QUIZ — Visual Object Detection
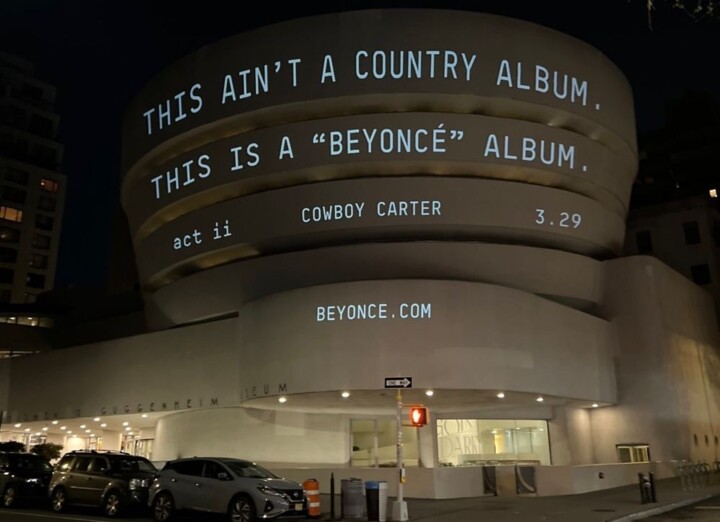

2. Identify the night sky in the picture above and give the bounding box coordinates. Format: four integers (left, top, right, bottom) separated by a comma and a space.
0, 0, 718, 287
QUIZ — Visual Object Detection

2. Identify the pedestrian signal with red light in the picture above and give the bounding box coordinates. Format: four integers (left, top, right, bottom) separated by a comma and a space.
409, 406, 428, 427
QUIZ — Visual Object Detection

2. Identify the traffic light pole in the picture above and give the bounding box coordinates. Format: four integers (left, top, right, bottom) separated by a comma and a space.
392, 389, 409, 521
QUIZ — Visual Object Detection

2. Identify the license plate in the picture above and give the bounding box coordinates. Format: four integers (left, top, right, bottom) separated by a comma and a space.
294, 503, 303, 511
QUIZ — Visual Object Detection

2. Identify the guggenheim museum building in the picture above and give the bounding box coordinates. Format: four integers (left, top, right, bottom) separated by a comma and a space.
2, 10, 720, 498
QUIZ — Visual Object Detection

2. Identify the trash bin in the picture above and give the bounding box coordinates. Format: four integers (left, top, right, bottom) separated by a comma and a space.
365, 480, 388, 522
341, 478, 364, 519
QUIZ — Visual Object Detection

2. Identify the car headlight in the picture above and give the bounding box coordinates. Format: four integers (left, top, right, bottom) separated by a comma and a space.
129, 478, 149, 490
258, 485, 285, 498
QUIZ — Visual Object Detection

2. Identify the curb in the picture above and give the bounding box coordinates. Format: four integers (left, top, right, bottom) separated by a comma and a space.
607, 493, 716, 522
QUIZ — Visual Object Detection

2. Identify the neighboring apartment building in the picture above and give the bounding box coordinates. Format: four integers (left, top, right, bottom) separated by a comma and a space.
0, 52, 65, 305
625, 91, 720, 319
626, 196, 720, 319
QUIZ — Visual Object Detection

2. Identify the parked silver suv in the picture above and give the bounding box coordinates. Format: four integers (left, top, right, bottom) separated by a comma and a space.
149, 457, 306, 522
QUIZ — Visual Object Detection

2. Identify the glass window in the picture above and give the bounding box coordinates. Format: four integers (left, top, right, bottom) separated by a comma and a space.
4, 167, 28, 185
0, 289, 10, 303
225, 461, 276, 479
73, 457, 92, 472
351, 419, 419, 468
37, 195, 56, 212
616, 444, 650, 463
111, 457, 156, 473
170, 460, 204, 476
0, 268, 13, 284
436, 419, 550, 467
56, 456, 74, 472
35, 214, 53, 231
90, 457, 109, 473
21, 83, 44, 101
0, 227, 20, 243
25, 272, 45, 289
635, 230, 653, 254
0, 247, 17, 263
34, 145, 57, 168
39, 178, 58, 193
29, 114, 53, 137
1, 186, 26, 204
691, 264, 711, 285
203, 461, 230, 479
0, 206, 22, 223
29, 253, 47, 269
32, 233, 50, 250
683, 221, 701, 245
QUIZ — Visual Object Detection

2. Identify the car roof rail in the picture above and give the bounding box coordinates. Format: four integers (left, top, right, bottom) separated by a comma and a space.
68, 450, 130, 455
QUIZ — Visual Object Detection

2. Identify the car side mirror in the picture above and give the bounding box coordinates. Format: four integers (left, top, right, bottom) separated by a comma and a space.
217, 472, 231, 481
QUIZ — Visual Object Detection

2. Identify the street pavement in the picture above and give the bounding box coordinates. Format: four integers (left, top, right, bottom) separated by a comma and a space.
1, 478, 719, 522
319, 478, 720, 521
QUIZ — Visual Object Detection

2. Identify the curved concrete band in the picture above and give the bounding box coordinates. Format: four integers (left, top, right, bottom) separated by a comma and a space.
135, 177, 625, 288
123, 112, 635, 241
147, 242, 604, 327
121, 9, 636, 182
236, 279, 615, 404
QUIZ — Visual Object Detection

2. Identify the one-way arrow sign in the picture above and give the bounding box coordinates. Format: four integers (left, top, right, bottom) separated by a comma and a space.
385, 377, 413, 388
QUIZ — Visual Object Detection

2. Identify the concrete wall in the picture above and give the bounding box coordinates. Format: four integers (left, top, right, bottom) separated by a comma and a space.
594, 256, 720, 463
153, 407, 349, 466
4, 317, 240, 422
238, 279, 616, 405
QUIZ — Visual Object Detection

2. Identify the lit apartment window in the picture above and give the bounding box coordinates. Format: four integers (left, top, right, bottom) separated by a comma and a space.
636, 230, 653, 254
683, 221, 701, 245
39, 178, 59, 193
691, 264, 711, 285
0, 206, 22, 223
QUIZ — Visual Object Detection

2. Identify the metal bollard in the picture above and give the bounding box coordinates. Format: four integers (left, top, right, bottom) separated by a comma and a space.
330, 472, 336, 521
638, 473, 656, 504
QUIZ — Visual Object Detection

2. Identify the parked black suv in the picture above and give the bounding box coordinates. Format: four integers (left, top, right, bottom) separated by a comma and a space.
49, 450, 157, 517
0, 452, 53, 508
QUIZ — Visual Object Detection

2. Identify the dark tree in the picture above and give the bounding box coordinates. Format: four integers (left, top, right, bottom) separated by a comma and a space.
0, 441, 26, 452
30, 443, 63, 461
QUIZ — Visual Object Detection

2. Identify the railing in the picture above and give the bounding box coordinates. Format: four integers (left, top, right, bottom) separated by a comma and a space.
675, 461, 717, 490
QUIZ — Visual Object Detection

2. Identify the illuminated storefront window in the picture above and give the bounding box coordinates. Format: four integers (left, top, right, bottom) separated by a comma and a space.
437, 419, 550, 466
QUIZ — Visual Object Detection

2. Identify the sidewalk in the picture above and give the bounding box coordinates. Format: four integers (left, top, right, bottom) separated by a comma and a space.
319, 478, 720, 522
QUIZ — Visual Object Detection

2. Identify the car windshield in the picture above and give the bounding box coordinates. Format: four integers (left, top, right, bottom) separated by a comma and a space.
226, 461, 277, 479
9, 455, 52, 473
112, 457, 157, 473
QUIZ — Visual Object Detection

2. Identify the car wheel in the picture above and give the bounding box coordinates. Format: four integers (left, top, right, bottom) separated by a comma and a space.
152, 492, 175, 522
103, 490, 123, 518
229, 494, 257, 522
2, 485, 17, 508
51, 488, 66, 512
